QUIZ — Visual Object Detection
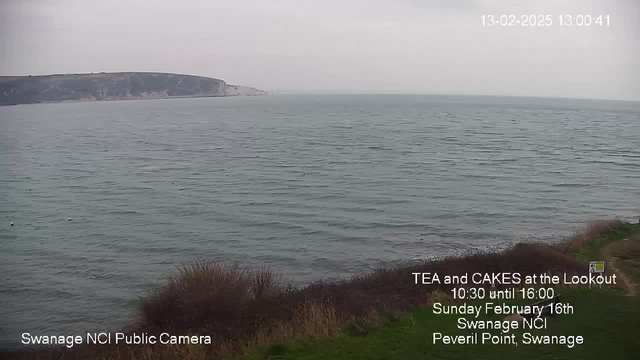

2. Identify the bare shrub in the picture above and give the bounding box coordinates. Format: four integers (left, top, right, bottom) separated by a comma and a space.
138, 259, 253, 331
251, 266, 283, 300
253, 300, 341, 346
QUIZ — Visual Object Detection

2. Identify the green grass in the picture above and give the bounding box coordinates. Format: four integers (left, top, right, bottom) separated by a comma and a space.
238, 288, 640, 360
236, 223, 640, 360
618, 260, 640, 286
572, 223, 640, 291
614, 234, 640, 286
569, 223, 639, 262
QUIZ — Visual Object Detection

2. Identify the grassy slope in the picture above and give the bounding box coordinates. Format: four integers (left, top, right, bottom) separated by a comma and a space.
570, 222, 640, 290
568, 222, 637, 262
239, 223, 640, 360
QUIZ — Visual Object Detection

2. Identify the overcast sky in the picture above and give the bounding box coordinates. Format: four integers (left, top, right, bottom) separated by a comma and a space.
1, 0, 638, 100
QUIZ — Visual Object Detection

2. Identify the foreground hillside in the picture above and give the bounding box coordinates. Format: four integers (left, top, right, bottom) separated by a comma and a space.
238, 220, 640, 360
3, 220, 639, 359
0, 72, 267, 105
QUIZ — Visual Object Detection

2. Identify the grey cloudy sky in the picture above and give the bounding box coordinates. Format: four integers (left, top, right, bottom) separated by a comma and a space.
1, 0, 638, 100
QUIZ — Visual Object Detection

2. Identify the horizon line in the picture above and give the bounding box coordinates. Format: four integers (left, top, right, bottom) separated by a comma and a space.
268, 91, 640, 103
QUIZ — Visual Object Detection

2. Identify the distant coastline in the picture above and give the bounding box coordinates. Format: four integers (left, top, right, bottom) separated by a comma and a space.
0, 72, 268, 106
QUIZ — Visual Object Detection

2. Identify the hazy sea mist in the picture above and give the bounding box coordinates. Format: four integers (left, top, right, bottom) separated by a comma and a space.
1, 94, 639, 345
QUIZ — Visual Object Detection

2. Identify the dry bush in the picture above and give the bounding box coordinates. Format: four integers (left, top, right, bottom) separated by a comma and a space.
291, 301, 341, 339
253, 301, 341, 346
138, 259, 254, 332
251, 266, 283, 300
555, 219, 625, 253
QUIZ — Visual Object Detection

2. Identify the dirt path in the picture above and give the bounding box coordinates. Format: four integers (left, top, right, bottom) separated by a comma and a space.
601, 240, 638, 297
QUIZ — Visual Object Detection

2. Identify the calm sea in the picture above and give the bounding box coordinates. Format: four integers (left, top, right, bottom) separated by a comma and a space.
1, 94, 639, 345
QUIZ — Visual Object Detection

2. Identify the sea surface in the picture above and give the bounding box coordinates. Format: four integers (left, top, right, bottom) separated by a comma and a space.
1, 94, 639, 346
